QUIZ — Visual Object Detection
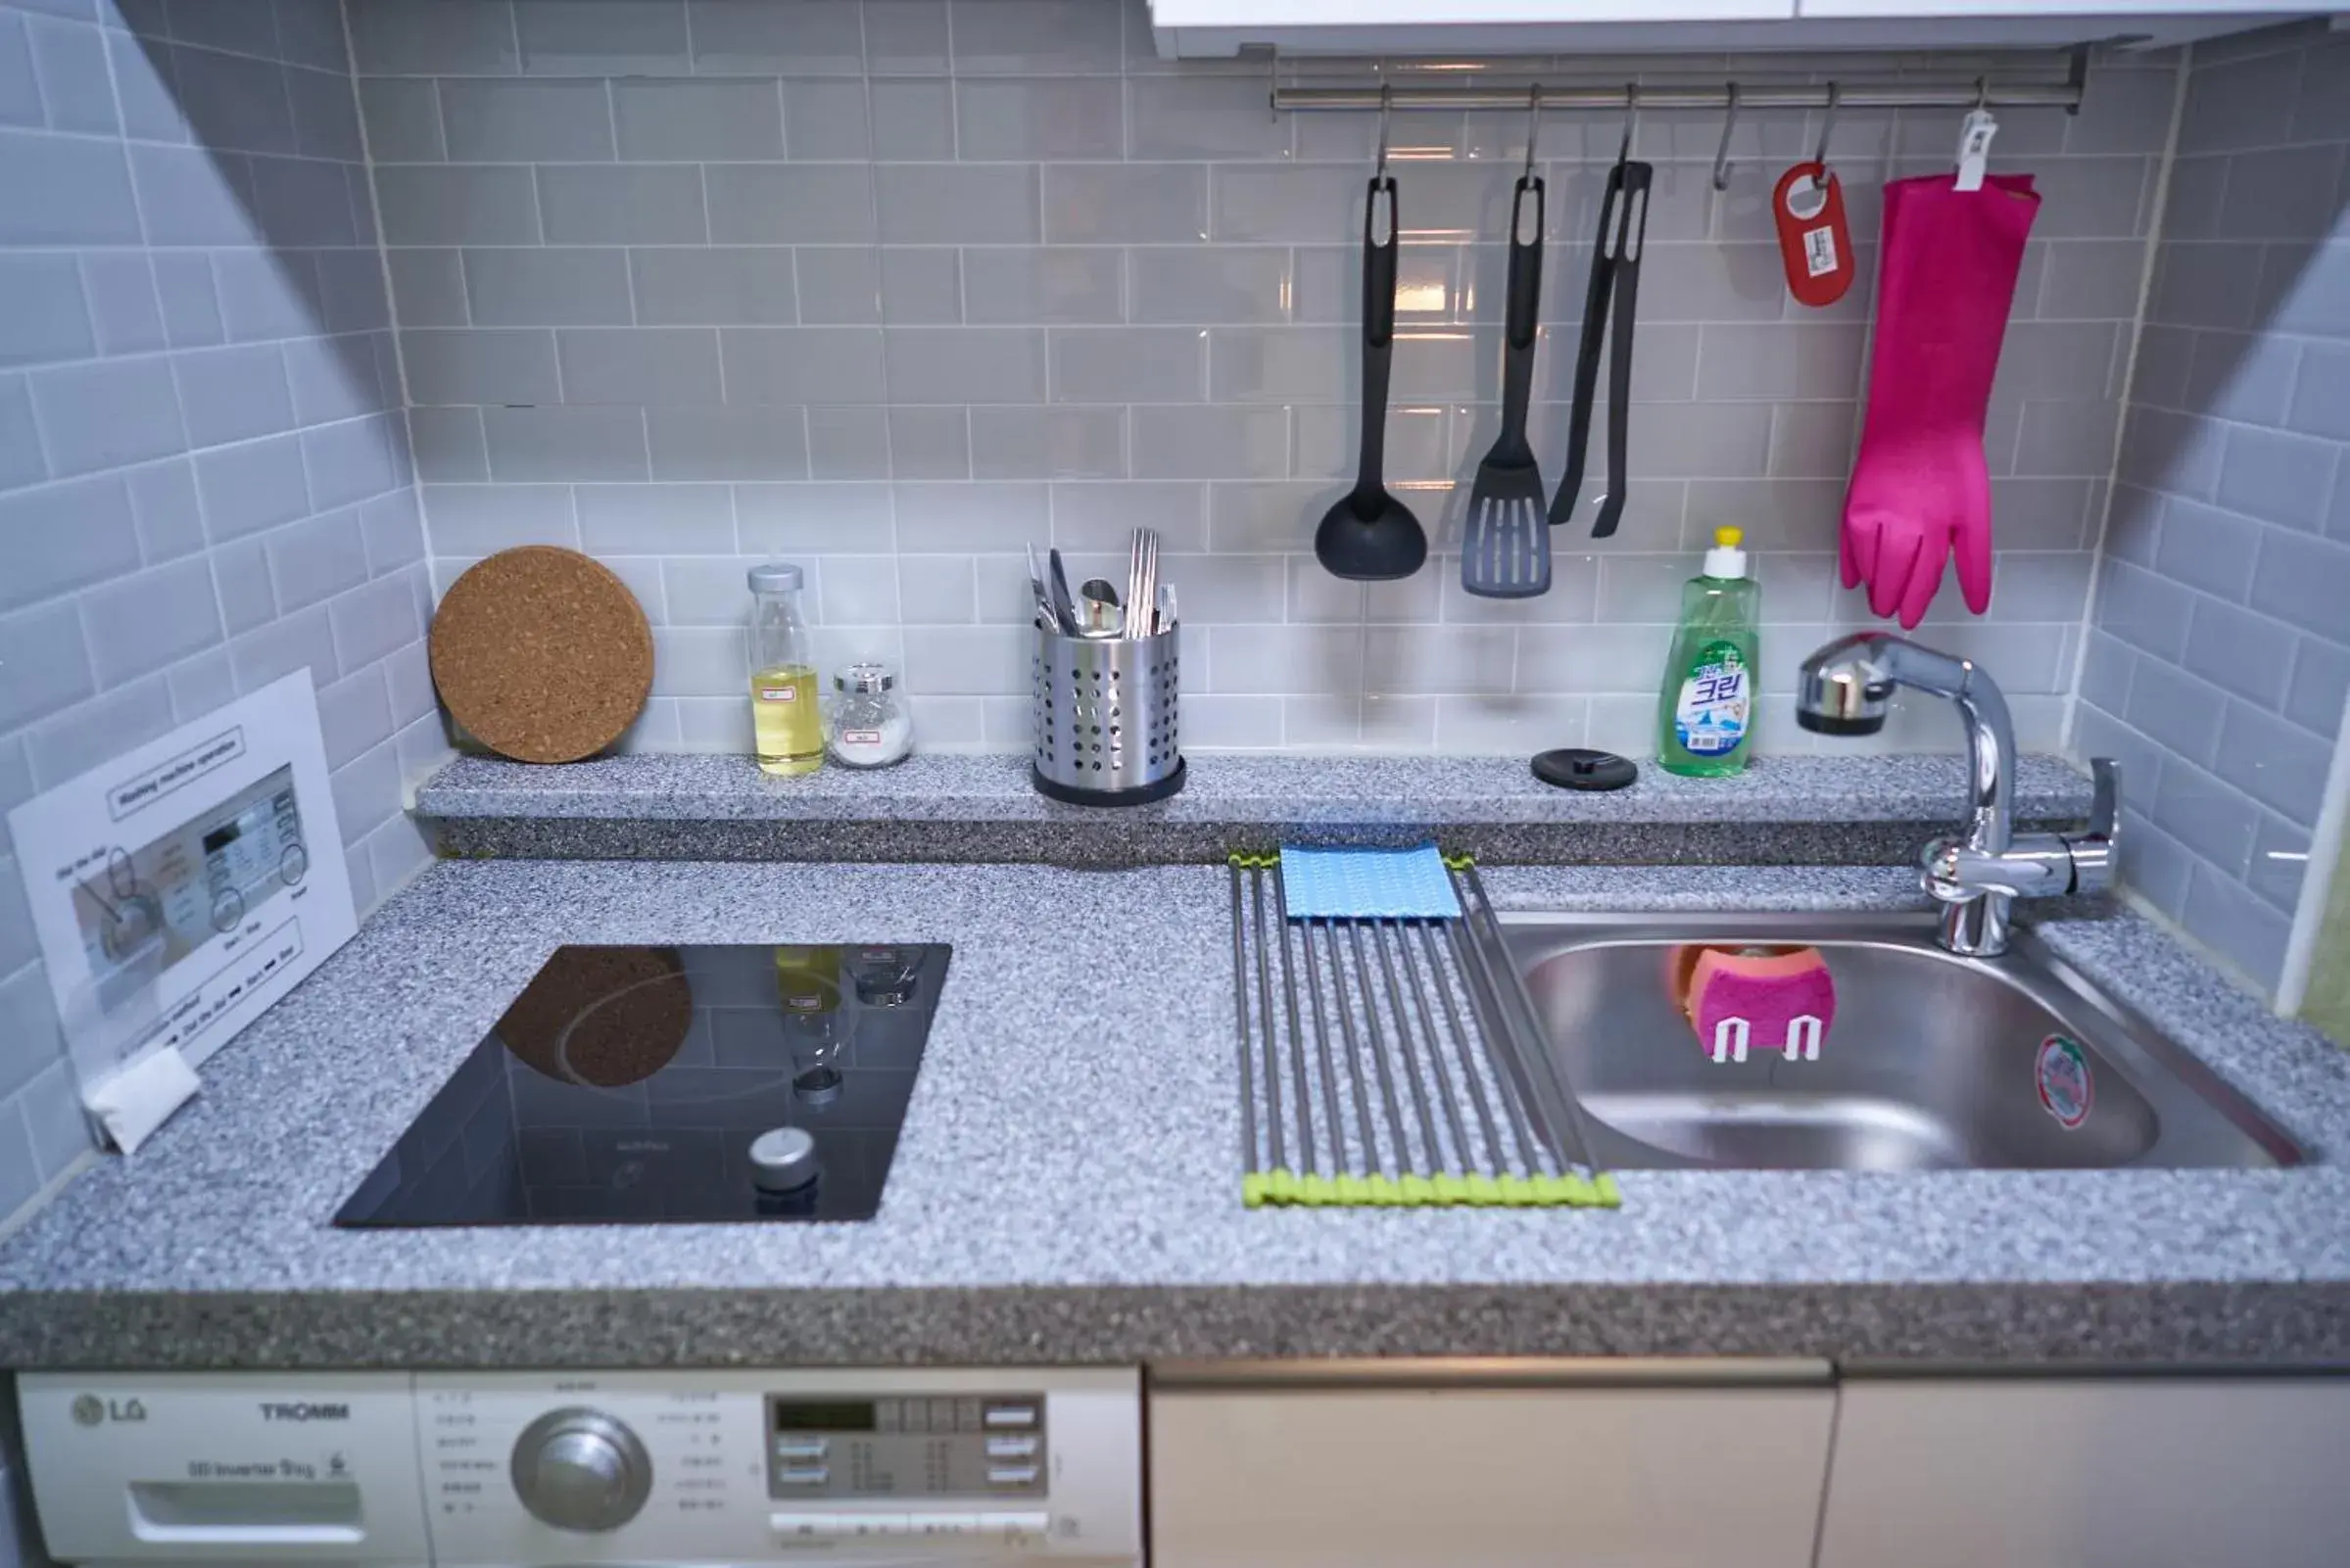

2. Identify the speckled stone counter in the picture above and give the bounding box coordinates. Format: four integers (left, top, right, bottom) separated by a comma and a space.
1, 859, 2345, 1371
418, 752, 2097, 866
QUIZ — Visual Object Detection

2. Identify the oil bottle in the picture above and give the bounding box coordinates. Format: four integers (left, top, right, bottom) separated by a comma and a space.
747, 563, 823, 776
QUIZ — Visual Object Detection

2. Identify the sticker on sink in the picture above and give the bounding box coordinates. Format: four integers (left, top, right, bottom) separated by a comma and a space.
2036, 1033, 2093, 1129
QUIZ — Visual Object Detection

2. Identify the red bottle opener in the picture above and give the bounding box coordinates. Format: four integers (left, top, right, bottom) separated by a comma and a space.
1773, 162, 1854, 308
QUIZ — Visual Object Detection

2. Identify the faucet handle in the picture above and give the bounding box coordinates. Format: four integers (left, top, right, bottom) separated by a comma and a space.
2064, 757, 2121, 895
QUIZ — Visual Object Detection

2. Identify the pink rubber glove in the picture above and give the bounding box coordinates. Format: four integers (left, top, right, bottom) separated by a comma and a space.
1842, 172, 2040, 629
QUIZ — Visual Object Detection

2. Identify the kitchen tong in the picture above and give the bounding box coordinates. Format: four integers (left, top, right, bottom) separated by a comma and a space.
1551, 145, 1653, 539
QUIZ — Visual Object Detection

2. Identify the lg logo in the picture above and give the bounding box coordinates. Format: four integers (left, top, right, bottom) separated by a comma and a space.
70, 1396, 145, 1426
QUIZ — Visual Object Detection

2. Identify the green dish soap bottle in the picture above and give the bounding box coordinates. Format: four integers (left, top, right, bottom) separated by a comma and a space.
1656, 526, 1759, 777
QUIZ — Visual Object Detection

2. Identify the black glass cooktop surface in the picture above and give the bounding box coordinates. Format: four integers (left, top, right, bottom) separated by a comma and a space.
334, 943, 950, 1227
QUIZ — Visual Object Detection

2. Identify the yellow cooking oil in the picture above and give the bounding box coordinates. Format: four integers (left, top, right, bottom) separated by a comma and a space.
750, 663, 824, 775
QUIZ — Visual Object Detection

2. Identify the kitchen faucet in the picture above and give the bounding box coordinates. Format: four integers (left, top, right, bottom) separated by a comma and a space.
1794, 632, 2120, 958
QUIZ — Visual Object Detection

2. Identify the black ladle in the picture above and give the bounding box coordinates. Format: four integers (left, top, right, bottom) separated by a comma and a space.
1316, 173, 1426, 581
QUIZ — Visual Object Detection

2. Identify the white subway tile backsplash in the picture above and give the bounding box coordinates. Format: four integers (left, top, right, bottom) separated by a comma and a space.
360, 78, 446, 165
884, 325, 1046, 404
874, 163, 1040, 244
886, 404, 970, 478
0, 253, 91, 367
376, 163, 541, 243
174, 344, 293, 451
705, 162, 872, 242
32, 357, 185, 477
351, 0, 519, 75
2216, 422, 2337, 532
968, 404, 1120, 479
482, 404, 648, 482
872, 247, 956, 324
514, 0, 689, 75
576, 482, 735, 553
647, 404, 810, 480
634, 246, 798, 325
895, 553, 975, 622
167, 47, 298, 157
80, 255, 166, 356
691, 0, 862, 75
950, 0, 1122, 76
807, 404, 893, 477
962, 247, 1120, 325
0, 13, 39, 130
1044, 163, 1204, 243
0, 599, 94, 732
866, 77, 954, 159
892, 480, 1044, 551
441, 77, 616, 163
779, 77, 870, 160
462, 247, 632, 327
2285, 634, 2350, 736
957, 75, 1122, 162
540, 163, 708, 243
1133, 403, 1284, 480
558, 327, 724, 404
408, 404, 489, 481
0, 374, 36, 492
420, 480, 576, 552
615, 78, 783, 162
402, 327, 562, 404
195, 431, 313, 538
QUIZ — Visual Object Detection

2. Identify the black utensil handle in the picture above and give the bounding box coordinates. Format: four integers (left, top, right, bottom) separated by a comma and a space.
1593, 162, 1652, 540
1355, 175, 1398, 501
1552, 164, 1624, 526
1497, 174, 1544, 444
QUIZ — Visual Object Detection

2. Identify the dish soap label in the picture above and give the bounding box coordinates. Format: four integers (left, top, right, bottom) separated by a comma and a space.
1673, 640, 1751, 757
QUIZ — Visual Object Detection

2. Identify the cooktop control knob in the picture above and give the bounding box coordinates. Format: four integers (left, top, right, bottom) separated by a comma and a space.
749, 1126, 819, 1192
510, 1408, 651, 1533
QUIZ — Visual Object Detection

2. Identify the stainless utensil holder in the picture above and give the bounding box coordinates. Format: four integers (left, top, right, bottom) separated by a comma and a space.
1031, 623, 1184, 806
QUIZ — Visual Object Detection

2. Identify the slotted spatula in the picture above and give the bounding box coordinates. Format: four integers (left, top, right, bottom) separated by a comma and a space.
1463, 172, 1549, 599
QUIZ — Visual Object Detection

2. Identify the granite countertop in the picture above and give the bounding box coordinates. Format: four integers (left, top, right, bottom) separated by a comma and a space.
1, 857, 2345, 1370
418, 752, 2098, 866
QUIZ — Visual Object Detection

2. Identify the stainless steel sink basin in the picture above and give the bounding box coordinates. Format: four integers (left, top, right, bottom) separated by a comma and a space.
1502, 912, 2303, 1171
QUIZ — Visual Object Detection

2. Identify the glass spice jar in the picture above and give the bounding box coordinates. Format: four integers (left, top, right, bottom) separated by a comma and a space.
826, 663, 913, 768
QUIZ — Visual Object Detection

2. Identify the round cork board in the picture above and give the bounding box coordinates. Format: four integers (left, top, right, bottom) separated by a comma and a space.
498, 946, 693, 1089
429, 546, 654, 763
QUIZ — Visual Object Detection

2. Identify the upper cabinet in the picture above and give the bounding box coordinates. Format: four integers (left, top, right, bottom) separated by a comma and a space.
1147, 0, 2319, 56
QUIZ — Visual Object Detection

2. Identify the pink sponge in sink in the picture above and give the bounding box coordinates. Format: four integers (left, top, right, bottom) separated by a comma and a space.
1675, 946, 1836, 1065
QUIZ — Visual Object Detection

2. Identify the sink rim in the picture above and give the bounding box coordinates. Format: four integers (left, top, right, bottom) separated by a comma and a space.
1499, 908, 2309, 1171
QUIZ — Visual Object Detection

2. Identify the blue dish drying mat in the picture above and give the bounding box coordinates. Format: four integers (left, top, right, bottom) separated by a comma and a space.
1279, 843, 1462, 921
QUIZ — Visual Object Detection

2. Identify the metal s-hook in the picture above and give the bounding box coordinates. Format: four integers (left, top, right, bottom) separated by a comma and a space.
1617, 81, 1639, 165
1523, 83, 1542, 180
1375, 81, 1392, 178
1711, 82, 1739, 191
1974, 75, 1989, 112
1814, 81, 1840, 174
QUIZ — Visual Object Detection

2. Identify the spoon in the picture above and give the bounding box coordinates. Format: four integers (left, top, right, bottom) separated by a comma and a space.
1316, 172, 1426, 583
1079, 578, 1124, 638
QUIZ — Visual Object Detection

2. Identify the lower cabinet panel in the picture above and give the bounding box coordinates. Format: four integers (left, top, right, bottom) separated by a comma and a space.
1816, 1378, 2350, 1568
1149, 1385, 1835, 1568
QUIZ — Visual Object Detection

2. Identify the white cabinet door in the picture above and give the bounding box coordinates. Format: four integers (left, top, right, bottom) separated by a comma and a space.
1817, 1378, 2350, 1568
1798, 1, 2303, 14
1150, 1383, 1835, 1568
1148, 1, 1795, 25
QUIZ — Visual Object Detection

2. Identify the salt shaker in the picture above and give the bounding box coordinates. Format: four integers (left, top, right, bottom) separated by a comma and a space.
827, 663, 913, 768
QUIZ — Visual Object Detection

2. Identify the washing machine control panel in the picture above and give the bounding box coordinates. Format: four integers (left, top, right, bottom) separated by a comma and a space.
21, 1369, 1141, 1566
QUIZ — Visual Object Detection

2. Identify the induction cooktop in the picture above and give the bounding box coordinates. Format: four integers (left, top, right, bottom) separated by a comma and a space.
333, 943, 951, 1227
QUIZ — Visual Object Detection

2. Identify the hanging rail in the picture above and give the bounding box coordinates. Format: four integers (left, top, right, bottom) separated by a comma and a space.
1270, 46, 2087, 117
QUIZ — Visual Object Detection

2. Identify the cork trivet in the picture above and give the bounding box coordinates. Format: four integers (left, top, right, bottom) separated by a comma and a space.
497, 946, 694, 1089
430, 546, 653, 764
